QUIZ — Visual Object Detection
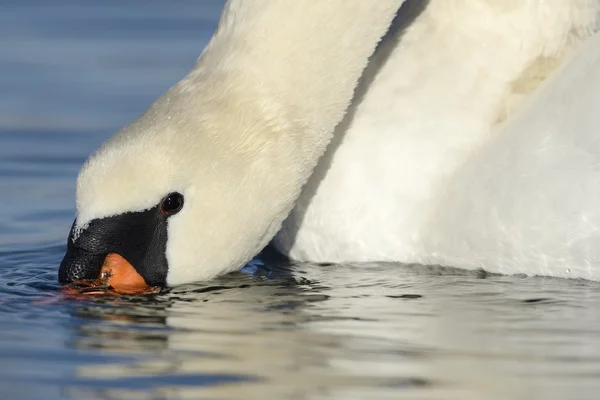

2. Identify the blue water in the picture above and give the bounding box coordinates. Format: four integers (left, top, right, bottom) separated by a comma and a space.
3, 2, 600, 399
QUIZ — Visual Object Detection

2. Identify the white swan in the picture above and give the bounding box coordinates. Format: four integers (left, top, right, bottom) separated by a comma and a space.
58, 0, 600, 287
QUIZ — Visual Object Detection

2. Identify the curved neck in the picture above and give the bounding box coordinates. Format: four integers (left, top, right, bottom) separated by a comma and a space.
187, 0, 404, 160
160, 1, 405, 281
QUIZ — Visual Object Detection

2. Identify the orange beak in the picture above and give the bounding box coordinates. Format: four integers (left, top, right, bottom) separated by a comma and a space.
63, 253, 159, 296
100, 253, 152, 292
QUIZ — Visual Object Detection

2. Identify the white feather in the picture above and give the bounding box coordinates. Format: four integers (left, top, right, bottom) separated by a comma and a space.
75, 0, 600, 285
275, 0, 600, 280
74, 0, 405, 285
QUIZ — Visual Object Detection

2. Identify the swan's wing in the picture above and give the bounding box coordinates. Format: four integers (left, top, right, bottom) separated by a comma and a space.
275, 1, 598, 268
425, 31, 600, 280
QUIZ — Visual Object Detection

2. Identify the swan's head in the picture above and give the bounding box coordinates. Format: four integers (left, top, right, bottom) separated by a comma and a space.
58, 80, 301, 288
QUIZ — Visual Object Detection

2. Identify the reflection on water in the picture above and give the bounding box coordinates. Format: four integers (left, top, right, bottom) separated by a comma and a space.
4, 249, 600, 400
3, 1, 600, 399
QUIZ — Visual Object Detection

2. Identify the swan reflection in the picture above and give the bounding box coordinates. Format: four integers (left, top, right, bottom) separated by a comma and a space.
60, 259, 600, 399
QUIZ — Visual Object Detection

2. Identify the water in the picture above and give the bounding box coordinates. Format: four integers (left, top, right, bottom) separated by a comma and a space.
2, 2, 600, 399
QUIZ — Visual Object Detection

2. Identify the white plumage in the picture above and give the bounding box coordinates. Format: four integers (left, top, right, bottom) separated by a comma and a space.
275, 0, 600, 280
74, 0, 600, 285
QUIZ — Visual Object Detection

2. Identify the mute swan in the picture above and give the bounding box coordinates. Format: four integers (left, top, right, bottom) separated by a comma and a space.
59, 0, 600, 288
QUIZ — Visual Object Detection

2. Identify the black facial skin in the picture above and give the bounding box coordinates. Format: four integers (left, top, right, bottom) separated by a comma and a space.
58, 193, 184, 287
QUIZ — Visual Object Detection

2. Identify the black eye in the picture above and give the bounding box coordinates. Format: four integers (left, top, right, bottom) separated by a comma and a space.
161, 192, 184, 215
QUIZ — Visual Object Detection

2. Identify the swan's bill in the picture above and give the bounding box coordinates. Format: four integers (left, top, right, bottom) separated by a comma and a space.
59, 197, 175, 287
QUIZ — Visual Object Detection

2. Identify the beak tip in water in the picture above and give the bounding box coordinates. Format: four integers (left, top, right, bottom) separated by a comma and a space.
61, 253, 158, 296
101, 253, 152, 292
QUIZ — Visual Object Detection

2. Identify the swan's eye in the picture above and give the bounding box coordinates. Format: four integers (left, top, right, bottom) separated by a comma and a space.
161, 192, 184, 215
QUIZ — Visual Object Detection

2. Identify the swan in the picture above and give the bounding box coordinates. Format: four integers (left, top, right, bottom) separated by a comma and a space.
58, 0, 600, 289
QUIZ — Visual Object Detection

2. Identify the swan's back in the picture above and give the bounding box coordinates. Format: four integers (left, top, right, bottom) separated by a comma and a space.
274, 0, 600, 279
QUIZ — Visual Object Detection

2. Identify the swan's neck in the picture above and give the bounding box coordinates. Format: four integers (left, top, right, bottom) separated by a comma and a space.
184, 0, 404, 161
156, 1, 405, 282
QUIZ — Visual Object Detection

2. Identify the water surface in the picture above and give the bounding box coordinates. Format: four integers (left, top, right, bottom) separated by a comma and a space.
2, 2, 600, 399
